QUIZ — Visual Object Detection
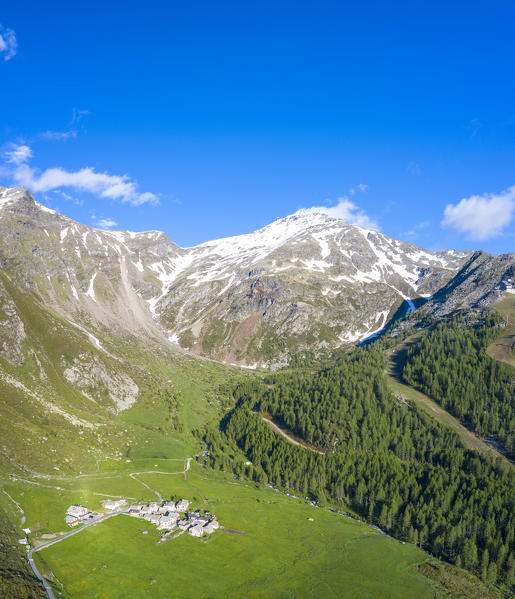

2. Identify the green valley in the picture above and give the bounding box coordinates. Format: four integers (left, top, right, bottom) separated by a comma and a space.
4, 462, 505, 599
0, 187, 513, 598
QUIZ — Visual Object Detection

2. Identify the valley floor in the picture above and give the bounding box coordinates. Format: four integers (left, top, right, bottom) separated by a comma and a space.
2, 460, 498, 599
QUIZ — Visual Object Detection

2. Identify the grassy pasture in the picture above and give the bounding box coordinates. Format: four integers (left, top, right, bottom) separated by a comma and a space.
489, 293, 515, 367
34, 464, 448, 599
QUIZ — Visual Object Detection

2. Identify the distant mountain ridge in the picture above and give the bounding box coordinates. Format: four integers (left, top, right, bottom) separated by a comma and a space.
1, 185, 510, 366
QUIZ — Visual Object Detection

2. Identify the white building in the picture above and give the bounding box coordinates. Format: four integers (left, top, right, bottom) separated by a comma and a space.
178, 518, 193, 530
165, 510, 180, 520
176, 499, 190, 512
148, 514, 161, 525
65, 515, 80, 526
188, 524, 204, 537
102, 499, 127, 511
67, 505, 90, 518
157, 516, 177, 530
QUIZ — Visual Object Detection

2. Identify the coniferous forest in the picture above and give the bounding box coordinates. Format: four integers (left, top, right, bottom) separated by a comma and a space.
403, 314, 515, 457
206, 332, 515, 588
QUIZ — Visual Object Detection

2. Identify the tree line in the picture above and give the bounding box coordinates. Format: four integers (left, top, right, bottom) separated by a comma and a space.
205, 343, 514, 589
402, 313, 515, 457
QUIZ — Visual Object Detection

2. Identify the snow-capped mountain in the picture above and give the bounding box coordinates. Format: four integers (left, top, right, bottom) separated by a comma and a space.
0, 185, 474, 366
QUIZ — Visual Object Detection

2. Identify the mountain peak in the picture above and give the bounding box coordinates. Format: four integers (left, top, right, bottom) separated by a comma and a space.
0, 185, 59, 217
278, 208, 344, 229
0, 185, 32, 206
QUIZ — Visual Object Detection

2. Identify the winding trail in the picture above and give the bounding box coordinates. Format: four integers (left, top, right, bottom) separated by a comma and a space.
2, 488, 24, 515
262, 416, 325, 454
129, 473, 162, 500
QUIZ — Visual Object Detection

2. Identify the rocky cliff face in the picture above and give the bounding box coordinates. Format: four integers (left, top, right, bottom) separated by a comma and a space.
0, 186, 472, 366
420, 251, 515, 317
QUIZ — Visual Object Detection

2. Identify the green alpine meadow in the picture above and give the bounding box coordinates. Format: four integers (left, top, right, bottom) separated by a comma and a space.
0, 185, 513, 598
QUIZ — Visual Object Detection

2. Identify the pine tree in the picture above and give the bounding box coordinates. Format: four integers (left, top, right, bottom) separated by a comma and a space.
480, 548, 489, 582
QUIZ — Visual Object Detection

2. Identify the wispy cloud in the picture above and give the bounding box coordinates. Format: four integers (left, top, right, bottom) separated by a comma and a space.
53, 189, 73, 200
40, 130, 77, 141
349, 183, 368, 195
71, 109, 91, 124
4, 143, 32, 165
466, 118, 483, 138
93, 217, 118, 229
402, 220, 431, 239
442, 186, 515, 241
406, 161, 422, 176
52, 189, 83, 205
0, 26, 17, 61
3, 143, 159, 206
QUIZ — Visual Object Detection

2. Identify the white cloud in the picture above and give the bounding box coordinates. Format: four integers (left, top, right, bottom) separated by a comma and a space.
52, 189, 83, 205
40, 130, 77, 141
0, 26, 17, 61
306, 197, 379, 230
407, 161, 422, 176
442, 186, 515, 241
53, 189, 73, 200
71, 109, 91, 124
13, 163, 159, 206
1, 143, 158, 206
4, 143, 32, 165
95, 217, 118, 229
348, 183, 368, 196
466, 118, 483, 138
401, 220, 431, 239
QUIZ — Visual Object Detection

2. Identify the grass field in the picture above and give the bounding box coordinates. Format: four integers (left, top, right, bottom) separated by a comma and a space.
488, 293, 515, 367
31, 463, 494, 599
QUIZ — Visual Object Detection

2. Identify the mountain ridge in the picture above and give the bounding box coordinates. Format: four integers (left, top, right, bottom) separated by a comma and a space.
0, 184, 493, 366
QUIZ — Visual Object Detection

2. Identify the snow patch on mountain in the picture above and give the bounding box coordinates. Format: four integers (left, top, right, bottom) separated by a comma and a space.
87, 273, 97, 301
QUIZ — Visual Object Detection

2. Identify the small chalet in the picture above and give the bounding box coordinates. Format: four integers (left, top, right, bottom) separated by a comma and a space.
188, 524, 204, 537
175, 499, 190, 512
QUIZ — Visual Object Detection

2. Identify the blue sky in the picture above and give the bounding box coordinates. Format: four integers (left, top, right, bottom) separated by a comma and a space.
0, 1, 514, 252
